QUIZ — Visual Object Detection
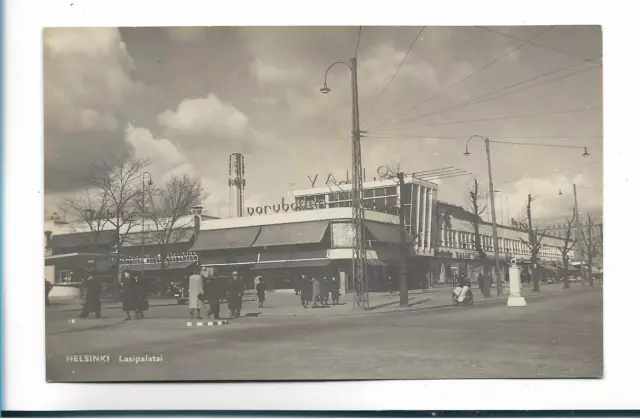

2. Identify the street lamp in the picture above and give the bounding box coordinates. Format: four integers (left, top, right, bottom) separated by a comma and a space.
321, 57, 368, 309
463, 135, 504, 297
141, 172, 153, 280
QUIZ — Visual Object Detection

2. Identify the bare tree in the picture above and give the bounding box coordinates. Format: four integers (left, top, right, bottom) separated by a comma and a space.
61, 158, 151, 292
560, 210, 577, 289
466, 179, 491, 297
580, 214, 598, 287
143, 174, 206, 283
517, 194, 546, 293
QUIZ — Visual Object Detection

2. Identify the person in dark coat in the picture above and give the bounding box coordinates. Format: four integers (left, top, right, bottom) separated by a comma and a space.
312, 277, 321, 308
121, 270, 137, 321
256, 276, 266, 308
330, 277, 340, 305
204, 276, 223, 319
300, 274, 312, 308
227, 271, 244, 318
133, 276, 148, 319
45, 279, 53, 306
477, 272, 485, 291
320, 277, 330, 305
79, 276, 102, 318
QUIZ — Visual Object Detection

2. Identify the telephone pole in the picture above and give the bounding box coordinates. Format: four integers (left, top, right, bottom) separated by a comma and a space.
321, 57, 367, 309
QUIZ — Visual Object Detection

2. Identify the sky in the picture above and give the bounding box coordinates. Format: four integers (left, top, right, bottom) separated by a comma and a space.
43, 26, 603, 225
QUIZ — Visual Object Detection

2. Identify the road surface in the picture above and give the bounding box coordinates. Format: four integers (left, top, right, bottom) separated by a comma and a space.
46, 288, 602, 381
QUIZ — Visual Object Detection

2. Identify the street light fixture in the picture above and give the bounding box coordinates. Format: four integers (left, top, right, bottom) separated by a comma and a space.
321, 58, 368, 309
463, 135, 504, 297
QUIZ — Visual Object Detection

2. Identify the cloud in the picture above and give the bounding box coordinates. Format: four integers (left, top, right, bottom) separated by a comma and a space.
250, 59, 294, 84
44, 28, 143, 192
165, 27, 208, 43
157, 93, 250, 137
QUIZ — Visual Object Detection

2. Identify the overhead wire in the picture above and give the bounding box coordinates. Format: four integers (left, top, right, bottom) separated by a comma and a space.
361, 26, 425, 124
368, 25, 556, 130
369, 60, 600, 132
477, 26, 603, 66
365, 106, 600, 132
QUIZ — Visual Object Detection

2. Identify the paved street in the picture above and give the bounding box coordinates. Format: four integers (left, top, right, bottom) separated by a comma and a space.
46, 286, 602, 382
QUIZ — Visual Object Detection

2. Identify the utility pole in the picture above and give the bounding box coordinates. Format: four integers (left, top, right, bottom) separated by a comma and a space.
485, 139, 504, 296
573, 184, 586, 283
350, 56, 367, 309
321, 57, 367, 309
397, 172, 409, 307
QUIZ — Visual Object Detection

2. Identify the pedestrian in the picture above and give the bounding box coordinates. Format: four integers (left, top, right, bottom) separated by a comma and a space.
45, 279, 53, 306
294, 275, 300, 295
388, 275, 395, 294
320, 276, 329, 305
330, 277, 340, 305
227, 271, 244, 318
256, 276, 266, 308
300, 274, 311, 308
204, 275, 222, 319
312, 277, 321, 308
133, 275, 149, 319
188, 266, 205, 320
477, 272, 485, 291
121, 270, 137, 321
79, 275, 102, 319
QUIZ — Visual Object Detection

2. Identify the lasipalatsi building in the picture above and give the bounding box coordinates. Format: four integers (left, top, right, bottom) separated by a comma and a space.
192, 176, 439, 292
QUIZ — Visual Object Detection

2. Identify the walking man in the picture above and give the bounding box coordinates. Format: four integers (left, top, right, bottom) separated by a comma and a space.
79, 275, 102, 319
188, 266, 205, 320
256, 276, 266, 308
204, 275, 222, 319
227, 271, 244, 318
45, 279, 53, 306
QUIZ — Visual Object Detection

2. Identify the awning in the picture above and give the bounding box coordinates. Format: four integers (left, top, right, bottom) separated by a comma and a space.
252, 221, 329, 247
45, 252, 116, 271
538, 263, 558, 271
365, 221, 408, 244
122, 260, 196, 272
200, 253, 258, 266
191, 226, 261, 251
121, 229, 194, 248
48, 231, 117, 249
259, 249, 327, 262
252, 259, 331, 270
366, 259, 386, 266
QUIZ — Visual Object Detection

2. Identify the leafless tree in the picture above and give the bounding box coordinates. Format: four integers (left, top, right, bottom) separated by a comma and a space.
560, 210, 577, 289
142, 174, 206, 282
517, 194, 546, 292
580, 213, 599, 287
465, 178, 493, 297
61, 158, 151, 291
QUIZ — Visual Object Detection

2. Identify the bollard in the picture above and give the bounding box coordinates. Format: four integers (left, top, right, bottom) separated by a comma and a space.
507, 258, 527, 307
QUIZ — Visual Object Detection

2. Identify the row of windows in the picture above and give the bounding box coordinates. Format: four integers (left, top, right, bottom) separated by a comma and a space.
441, 229, 564, 259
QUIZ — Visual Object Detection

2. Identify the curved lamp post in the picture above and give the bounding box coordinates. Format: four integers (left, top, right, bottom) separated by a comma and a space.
464, 135, 503, 297
320, 58, 369, 309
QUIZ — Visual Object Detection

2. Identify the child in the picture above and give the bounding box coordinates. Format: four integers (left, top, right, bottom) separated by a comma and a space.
256, 276, 266, 308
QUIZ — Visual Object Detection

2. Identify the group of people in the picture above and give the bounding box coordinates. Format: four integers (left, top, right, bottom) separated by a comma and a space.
298, 275, 340, 308
120, 270, 149, 320
188, 268, 245, 320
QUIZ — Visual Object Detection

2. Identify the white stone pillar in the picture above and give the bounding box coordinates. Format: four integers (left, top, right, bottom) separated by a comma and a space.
508, 258, 527, 307
415, 185, 422, 246
426, 188, 433, 250
420, 186, 427, 250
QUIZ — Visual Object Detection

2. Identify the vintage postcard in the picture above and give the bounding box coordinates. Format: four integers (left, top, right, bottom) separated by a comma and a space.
44, 26, 603, 382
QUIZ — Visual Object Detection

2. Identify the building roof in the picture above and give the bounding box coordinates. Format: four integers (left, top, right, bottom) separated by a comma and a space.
48, 230, 118, 249
120, 228, 194, 248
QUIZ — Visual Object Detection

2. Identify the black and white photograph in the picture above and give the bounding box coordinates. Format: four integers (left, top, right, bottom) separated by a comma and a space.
42, 25, 603, 383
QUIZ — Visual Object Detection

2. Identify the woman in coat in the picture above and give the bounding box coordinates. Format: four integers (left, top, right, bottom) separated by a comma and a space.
133, 276, 148, 319
121, 270, 137, 321
79, 276, 102, 318
300, 275, 312, 308
188, 267, 205, 320
312, 277, 321, 308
